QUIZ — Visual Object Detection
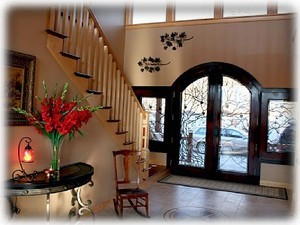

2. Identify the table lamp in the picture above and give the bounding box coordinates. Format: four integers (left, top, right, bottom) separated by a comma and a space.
12, 137, 37, 182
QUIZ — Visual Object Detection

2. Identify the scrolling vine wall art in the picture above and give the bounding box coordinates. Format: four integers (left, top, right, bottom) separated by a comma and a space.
160, 32, 194, 50
137, 57, 170, 73
137, 32, 193, 73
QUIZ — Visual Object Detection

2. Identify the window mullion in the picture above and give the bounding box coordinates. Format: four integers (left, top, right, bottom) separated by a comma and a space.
125, 3, 133, 25
267, 2, 278, 15
166, 2, 175, 22
214, 2, 223, 19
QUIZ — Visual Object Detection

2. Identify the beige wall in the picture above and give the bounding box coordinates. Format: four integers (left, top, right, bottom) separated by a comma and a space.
5, 7, 119, 219
260, 163, 294, 189
124, 17, 295, 88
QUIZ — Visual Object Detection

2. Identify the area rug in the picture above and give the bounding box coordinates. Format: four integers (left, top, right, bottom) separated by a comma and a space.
159, 174, 288, 200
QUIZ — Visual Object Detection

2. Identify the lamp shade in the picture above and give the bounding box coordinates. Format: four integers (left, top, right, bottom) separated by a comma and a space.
22, 144, 34, 163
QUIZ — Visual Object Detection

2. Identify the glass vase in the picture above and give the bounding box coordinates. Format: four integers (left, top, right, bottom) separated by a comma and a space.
47, 137, 64, 180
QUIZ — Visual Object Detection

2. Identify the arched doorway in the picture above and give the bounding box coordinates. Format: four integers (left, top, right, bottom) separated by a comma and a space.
170, 62, 262, 184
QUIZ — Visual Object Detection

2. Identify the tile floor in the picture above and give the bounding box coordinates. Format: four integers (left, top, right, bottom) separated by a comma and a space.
95, 179, 295, 222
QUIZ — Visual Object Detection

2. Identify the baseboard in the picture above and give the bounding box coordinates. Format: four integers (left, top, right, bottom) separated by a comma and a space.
260, 180, 293, 189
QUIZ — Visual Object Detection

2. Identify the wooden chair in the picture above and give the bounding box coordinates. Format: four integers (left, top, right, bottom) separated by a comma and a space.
112, 150, 149, 218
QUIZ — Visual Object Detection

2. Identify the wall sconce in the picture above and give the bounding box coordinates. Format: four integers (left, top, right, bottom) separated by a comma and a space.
12, 137, 37, 182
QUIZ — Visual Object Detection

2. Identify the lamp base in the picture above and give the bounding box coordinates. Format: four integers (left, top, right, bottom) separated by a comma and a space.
12, 169, 38, 182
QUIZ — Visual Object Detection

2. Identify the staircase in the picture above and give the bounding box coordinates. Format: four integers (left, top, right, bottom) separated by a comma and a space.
45, 5, 149, 165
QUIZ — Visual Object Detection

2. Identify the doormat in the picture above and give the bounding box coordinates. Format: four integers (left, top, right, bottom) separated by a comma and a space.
158, 174, 288, 200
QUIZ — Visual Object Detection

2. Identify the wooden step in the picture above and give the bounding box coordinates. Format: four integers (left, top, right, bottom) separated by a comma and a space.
107, 119, 121, 123
74, 72, 93, 79
60, 51, 81, 60
46, 29, 68, 39
86, 89, 102, 95
123, 141, 134, 146
101, 106, 112, 109
116, 131, 128, 135
143, 167, 170, 182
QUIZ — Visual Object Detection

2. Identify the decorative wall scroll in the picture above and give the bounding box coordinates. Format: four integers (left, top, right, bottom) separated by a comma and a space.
160, 32, 194, 50
137, 57, 170, 73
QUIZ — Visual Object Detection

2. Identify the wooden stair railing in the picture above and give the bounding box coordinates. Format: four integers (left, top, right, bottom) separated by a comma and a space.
46, 5, 149, 153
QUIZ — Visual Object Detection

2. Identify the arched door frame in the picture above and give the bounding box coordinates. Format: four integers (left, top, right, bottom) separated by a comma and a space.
170, 62, 262, 184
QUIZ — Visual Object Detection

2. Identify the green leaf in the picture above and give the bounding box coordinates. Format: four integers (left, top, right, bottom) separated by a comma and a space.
79, 93, 93, 103
68, 132, 75, 141
61, 83, 69, 100
78, 129, 85, 136
42, 80, 48, 98
52, 83, 58, 98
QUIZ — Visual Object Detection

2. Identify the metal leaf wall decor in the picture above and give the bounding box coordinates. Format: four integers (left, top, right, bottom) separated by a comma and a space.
160, 32, 194, 50
137, 57, 170, 73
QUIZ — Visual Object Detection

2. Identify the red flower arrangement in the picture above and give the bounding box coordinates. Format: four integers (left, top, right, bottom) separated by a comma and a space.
12, 81, 102, 172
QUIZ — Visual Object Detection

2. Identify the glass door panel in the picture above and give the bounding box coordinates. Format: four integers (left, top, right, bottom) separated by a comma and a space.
218, 76, 250, 173
179, 77, 208, 167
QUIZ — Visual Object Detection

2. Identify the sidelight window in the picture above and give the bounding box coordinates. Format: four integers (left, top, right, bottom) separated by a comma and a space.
141, 97, 166, 142
260, 89, 295, 165
266, 100, 296, 153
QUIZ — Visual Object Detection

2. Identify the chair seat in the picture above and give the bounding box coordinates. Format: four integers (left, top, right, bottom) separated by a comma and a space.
117, 188, 148, 197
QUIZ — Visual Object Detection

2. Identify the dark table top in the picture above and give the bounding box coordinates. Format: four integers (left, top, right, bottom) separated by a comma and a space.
7, 162, 94, 196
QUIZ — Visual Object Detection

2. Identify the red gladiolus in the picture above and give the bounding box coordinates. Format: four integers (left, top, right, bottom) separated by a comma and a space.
12, 81, 102, 141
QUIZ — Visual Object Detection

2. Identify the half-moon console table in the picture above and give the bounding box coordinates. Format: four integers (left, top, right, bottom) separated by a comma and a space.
7, 162, 95, 221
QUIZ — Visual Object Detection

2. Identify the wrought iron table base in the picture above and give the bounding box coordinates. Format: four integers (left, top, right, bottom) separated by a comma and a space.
68, 182, 95, 221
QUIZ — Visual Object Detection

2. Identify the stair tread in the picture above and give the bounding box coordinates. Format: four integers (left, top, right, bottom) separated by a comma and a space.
61, 51, 81, 60
101, 106, 112, 109
86, 89, 102, 95
116, 131, 128, 135
123, 141, 134, 145
107, 119, 121, 123
46, 29, 68, 39
74, 72, 93, 79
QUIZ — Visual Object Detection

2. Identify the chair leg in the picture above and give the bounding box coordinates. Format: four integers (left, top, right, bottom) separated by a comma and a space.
113, 198, 119, 217
119, 198, 123, 218
145, 195, 149, 217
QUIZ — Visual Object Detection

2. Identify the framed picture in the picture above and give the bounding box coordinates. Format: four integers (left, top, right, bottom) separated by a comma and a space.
7, 50, 36, 126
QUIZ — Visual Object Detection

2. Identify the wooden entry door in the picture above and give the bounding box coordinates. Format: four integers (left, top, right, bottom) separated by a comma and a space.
171, 62, 261, 184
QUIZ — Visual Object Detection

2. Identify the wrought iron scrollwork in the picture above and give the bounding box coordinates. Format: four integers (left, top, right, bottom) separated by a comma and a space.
68, 181, 95, 221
